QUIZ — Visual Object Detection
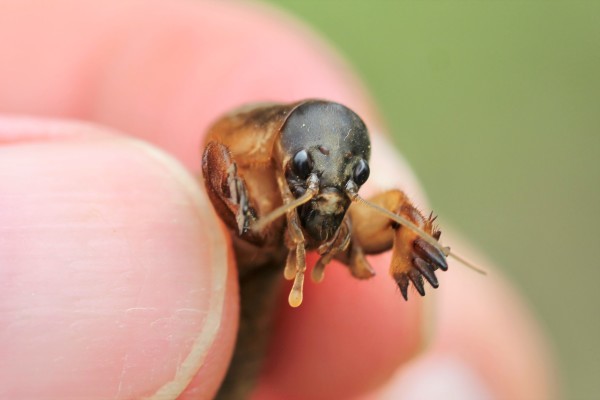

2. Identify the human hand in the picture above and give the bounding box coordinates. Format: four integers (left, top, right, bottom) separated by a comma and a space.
0, 1, 557, 399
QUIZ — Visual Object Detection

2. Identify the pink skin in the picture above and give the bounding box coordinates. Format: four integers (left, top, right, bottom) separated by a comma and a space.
0, 1, 557, 399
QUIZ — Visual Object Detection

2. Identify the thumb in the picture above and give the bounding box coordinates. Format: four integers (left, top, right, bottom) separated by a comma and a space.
0, 116, 237, 399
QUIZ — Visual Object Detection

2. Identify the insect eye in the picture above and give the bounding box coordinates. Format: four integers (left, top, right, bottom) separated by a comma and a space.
292, 149, 313, 179
353, 159, 370, 185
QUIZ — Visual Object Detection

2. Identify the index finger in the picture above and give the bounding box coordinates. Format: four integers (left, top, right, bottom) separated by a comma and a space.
0, 0, 426, 398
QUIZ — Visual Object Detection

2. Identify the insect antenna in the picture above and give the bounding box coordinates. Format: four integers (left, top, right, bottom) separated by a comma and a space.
345, 182, 487, 275
447, 251, 487, 275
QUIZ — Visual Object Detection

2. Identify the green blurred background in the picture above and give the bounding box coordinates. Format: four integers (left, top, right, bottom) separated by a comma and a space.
264, 1, 599, 399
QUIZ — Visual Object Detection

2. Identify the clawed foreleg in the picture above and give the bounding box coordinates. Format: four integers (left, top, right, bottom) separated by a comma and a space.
346, 189, 448, 300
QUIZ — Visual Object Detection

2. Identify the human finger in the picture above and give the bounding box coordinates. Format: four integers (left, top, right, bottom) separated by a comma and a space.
0, 1, 547, 398
0, 117, 237, 399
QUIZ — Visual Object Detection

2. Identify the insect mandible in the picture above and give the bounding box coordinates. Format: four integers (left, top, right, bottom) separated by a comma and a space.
201, 99, 482, 399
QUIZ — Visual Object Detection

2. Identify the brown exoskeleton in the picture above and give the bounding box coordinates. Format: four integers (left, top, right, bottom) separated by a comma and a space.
201, 100, 481, 399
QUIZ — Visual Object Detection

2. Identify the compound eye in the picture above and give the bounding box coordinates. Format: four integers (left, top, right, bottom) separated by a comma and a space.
292, 149, 313, 179
353, 159, 370, 185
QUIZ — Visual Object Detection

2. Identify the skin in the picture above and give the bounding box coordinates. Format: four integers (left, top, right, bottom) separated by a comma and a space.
0, 1, 558, 399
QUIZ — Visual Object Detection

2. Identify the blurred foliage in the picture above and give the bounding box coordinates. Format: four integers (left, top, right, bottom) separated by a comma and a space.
265, 1, 599, 398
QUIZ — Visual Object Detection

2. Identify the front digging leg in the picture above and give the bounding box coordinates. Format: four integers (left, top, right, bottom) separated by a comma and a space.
347, 189, 448, 300
202, 141, 264, 243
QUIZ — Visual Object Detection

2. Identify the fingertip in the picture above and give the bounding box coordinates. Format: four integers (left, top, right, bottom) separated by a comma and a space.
175, 247, 239, 400
0, 117, 237, 399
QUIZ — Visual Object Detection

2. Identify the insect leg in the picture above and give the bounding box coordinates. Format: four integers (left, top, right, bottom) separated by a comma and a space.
347, 189, 447, 300
329, 217, 376, 280
312, 216, 354, 282
202, 141, 264, 243
341, 239, 378, 279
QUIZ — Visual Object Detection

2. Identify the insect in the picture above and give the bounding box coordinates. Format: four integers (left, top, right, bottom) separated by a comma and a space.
201, 99, 482, 399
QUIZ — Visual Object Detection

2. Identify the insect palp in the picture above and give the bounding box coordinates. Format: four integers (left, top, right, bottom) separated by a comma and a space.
251, 173, 320, 233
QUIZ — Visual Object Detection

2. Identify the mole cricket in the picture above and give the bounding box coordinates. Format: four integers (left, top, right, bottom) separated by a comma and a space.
201, 99, 483, 399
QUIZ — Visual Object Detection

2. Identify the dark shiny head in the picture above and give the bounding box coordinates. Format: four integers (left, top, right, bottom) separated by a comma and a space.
279, 100, 371, 242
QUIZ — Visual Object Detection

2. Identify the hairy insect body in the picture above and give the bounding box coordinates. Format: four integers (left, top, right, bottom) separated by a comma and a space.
201, 100, 448, 399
